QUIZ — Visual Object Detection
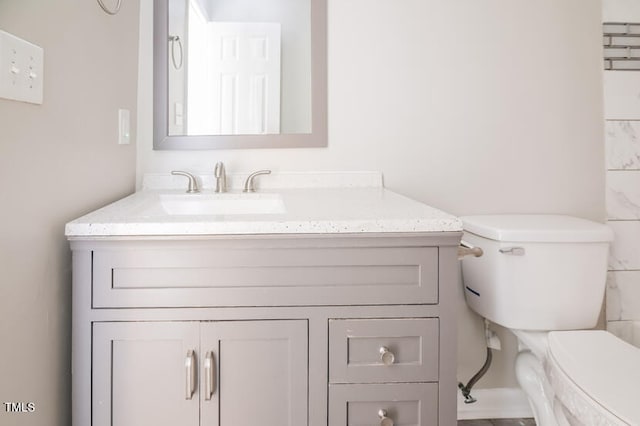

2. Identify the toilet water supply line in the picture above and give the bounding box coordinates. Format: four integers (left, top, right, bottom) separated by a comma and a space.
458, 318, 501, 404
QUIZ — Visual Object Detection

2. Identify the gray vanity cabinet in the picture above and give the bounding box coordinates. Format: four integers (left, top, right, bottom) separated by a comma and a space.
71, 233, 461, 426
92, 320, 307, 426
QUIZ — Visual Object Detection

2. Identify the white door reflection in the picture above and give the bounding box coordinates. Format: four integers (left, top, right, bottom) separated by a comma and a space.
187, 2, 281, 135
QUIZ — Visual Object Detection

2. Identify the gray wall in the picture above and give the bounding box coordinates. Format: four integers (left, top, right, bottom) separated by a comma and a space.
0, 1, 139, 425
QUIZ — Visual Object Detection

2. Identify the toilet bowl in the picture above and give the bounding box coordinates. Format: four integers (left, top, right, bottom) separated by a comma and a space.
459, 215, 640, 426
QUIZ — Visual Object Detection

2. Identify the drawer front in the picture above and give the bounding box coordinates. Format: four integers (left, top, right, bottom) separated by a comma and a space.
329, 318, 439, 383
329, 383, 438, 426
92, 246, 438, 308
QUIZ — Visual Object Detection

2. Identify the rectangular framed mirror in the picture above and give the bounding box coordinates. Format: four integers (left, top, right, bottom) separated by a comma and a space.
153, 0, 327, 150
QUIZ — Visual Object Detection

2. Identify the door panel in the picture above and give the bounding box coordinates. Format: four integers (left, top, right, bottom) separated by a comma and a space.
92, 322, 200, 426
210, 22, 281, 135
200, 320, 308, 426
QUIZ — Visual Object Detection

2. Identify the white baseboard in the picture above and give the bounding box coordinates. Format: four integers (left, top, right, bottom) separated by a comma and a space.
457, 387, 533, 420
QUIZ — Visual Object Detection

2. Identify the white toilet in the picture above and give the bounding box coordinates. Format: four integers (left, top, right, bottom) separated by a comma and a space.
459, 214, 640, 426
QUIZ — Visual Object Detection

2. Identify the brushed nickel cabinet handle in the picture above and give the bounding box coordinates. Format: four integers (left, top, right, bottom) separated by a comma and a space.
379, 346, 395, 366
204, 351, 216, 400
185, 350, 196, 400
378, 409, 394, 426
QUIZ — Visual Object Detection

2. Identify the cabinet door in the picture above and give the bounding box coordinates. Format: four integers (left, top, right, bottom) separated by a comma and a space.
200, 320, 308, 426
93, 322, 200, 426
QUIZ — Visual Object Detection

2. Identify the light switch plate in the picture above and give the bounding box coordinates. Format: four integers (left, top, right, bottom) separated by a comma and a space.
118, 109, 131, 145
0, 30, 44, 104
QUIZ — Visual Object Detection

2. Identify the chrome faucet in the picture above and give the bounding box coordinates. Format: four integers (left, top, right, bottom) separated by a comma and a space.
171, 171, 200, 193
214, 162, 227, 193
243, 170, 271, 193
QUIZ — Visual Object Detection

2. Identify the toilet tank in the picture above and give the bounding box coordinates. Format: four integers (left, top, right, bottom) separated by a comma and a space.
460, 215, 613, 331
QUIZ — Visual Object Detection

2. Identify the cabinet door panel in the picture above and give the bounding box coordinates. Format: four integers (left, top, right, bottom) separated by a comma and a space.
200, 320, 308, 426
93, 322, 200, 426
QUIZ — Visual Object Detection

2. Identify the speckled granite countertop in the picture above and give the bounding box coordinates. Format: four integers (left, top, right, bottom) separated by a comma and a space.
65, 172, 462, 237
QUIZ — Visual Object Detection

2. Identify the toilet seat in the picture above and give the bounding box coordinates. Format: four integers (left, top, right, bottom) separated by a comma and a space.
547, 331, 640, 426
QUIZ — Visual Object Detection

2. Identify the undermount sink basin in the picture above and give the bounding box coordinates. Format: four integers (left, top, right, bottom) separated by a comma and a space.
159, 193, 286, 216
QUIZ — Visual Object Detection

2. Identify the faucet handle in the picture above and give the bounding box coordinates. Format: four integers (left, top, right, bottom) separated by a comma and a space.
171, 171, 200, 193
243, 170, 271, 193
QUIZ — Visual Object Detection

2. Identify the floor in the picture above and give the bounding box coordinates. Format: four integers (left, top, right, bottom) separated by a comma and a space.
458, 419, 536, 426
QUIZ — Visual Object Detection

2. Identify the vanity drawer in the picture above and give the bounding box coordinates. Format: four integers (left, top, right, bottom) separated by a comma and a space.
91, 245, 438, 308
329, 318, 439, 384
329, 383, 438, 426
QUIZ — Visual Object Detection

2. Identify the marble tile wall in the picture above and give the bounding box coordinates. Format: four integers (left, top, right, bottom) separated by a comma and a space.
603, 73, 640, 120
604, 58, 640, 341
605, 121, 640, 170
603, 0, 640, 343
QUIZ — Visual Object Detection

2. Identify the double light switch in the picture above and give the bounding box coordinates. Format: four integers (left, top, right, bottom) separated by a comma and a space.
0, 30, 44, 104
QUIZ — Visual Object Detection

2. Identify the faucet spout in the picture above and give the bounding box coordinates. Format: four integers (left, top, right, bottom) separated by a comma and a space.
214, 162, 227, 193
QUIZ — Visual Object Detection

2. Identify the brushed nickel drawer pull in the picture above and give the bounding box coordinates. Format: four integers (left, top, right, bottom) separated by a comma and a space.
379, 346, 395, 366
185, 349, 196, 400
204, 351, 216, 400
378, 409, 394, 426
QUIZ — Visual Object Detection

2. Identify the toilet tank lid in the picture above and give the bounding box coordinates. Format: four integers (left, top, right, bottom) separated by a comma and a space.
460, 215, 613, 243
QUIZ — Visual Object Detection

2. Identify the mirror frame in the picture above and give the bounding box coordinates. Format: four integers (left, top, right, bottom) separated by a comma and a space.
153, 0, 327, 150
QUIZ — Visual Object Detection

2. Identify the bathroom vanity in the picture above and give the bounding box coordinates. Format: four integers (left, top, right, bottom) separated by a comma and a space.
66, 172, 462, 426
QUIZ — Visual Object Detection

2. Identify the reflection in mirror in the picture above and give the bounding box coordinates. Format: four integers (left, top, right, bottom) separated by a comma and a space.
169, 0, 310, 136
154, 0, 327, 149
